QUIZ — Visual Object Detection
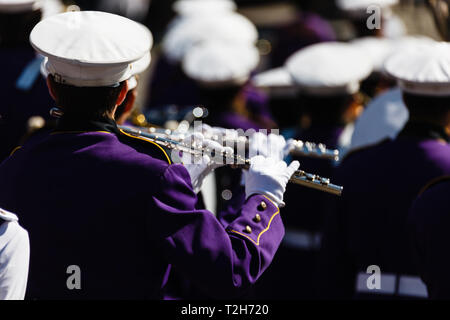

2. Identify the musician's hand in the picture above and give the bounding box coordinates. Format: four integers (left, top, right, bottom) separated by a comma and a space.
181, 133, 233, 193
244, 156, 300, 208
248, 132, 288, 161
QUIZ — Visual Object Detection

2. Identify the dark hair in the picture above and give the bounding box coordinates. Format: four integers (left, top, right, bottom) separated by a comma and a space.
403, 92, 450, 124
297, 93, 356, 126
0, 9, 42, 48
197, 85, 243, 112
48, 75, 126, 119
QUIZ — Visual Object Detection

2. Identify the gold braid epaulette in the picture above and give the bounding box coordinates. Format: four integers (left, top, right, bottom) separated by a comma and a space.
118, 128, 172, 165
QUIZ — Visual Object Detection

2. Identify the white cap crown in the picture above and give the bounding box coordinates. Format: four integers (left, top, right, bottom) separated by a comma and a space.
162, 12, 258, 63
30, 11, 153, 87
286, 42, 373, 95
385, 41, 450, 96
182, 42, 260, 87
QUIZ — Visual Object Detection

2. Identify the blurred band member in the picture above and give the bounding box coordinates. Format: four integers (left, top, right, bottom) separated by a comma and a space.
319, 42, 450, 300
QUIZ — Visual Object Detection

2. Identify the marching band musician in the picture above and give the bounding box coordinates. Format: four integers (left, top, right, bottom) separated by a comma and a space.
0, 10, 300, 299
319, 42, 450, 299
253, 42, 373, 299
408, 177, 450, 299
181, 41, 263, 132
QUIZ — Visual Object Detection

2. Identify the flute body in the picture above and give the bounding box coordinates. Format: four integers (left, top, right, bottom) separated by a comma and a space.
139, 126, 340, 161
118, 125, 343, 196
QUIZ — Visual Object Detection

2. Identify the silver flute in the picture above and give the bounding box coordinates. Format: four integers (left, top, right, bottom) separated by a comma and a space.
119, 125, 343, 196
142, 126, 340, 162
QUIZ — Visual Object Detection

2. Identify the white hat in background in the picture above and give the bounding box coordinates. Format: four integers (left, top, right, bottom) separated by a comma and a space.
350, 36, 436, 73
182, 41, 260, 87
30, 11, 153, 87
172, 0, 236, 16
0, 0, 40, 12
384, 41, 450, 96
251, 67, 297, 97
162, 12, 258, 64
285, 42, 373, 95
350, 88, 408, 150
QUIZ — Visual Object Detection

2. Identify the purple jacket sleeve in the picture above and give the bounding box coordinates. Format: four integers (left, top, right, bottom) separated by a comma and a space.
152, 164, 285, 298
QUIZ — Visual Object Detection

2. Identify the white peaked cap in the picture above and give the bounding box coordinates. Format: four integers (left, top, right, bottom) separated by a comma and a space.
30, 11, 153, 87
252, 67, 293, 88
350, 88, 408, 150
40, 52, 150, 90
173, 0, 236, 16
384, 41, 450, 96
351, 36, 435, 72
0, 0, 40, 12
162, 12, 258, 63
182, 42, 260, 87
337, 0, 398, 12
251, 67, 297, 96
285, 42, 373, 95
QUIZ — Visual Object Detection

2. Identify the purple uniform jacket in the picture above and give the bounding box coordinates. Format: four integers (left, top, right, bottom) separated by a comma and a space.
408, 177, 450, 299
0, 47, 54, 162
319, 123, 450, 298
0, 117, 284, 299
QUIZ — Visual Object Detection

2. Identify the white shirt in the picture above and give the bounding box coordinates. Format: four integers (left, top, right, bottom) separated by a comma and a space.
350, 88, 409, 151
0, 209, 30, 300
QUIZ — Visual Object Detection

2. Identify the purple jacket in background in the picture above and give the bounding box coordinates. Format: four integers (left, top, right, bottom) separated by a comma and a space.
269, 12, 337, 68
0, 124, 285, 299
146, 55, 200, 110
319, 130, 450, 298
408, 178, 450, 299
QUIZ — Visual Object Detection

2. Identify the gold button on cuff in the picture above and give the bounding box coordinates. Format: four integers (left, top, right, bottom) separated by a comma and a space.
259, 201, 267, 210
254, 214, 262, 223
244, 225, 252, 234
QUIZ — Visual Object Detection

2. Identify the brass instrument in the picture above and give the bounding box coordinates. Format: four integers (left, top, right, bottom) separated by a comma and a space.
118, 125, 344, 196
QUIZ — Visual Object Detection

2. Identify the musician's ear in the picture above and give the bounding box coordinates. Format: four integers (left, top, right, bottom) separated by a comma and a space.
116, 80, 129, 107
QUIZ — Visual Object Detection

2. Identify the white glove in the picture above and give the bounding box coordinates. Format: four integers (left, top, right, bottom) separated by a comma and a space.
248, 132, 291, 161
181, 133, 234, 193
243, 156, 300, 208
